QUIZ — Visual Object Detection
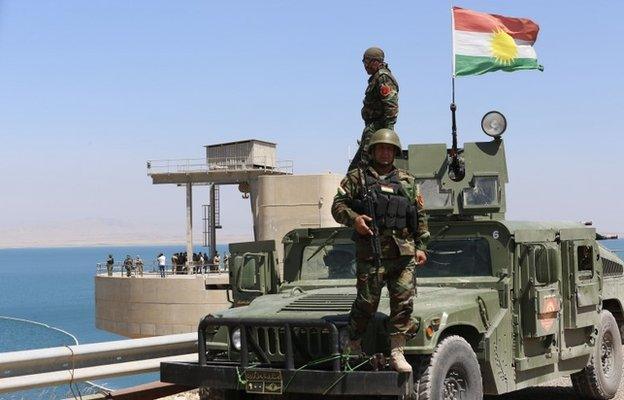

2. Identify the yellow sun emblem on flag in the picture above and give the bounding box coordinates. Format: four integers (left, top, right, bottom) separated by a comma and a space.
490, 28, 518, 65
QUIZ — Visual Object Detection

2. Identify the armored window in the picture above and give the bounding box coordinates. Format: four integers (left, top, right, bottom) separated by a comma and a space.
462, 176, 499, 207
300, 244, 356, 280
528, 244, 558, 285
418, 238, 492, 278
577, 245, 594, 278
416, 178, 453, 209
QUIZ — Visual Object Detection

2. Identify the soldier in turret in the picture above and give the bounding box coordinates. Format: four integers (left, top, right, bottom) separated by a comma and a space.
349, 47, 400, 170
332, 129, 429, 373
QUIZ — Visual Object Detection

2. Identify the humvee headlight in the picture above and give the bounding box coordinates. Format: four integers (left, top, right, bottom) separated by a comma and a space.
230, 328, 242, 351
481, 111, 507, 138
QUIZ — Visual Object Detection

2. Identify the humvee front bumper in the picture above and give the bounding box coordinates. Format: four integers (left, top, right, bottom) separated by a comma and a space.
161, 362, 411, 396
160, 315, 413, 396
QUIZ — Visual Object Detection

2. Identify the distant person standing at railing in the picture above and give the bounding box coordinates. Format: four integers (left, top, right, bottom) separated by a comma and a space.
106, 254, 114, 277
199, 253, 205, 274
123, 255, 133, 277
212, 252, 221, 272
157, 253, 166, 278
171, 253, 178, 275
135, 256, 144, 277
193, 252, 200, 274
203, 252, 209, 273
223, 253, 230, 271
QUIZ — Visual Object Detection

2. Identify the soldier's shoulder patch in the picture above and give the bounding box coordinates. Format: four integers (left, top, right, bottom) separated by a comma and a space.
380, 84, 392, 97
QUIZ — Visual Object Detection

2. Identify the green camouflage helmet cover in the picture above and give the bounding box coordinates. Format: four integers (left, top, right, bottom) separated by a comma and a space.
368, 128, 402, 154
363, 47, 385, 61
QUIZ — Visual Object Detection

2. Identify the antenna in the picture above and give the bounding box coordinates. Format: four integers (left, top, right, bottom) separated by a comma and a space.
449, 6, 465, 182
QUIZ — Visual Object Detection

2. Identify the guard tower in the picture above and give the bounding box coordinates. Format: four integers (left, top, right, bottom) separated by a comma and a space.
147, 139, 292, 267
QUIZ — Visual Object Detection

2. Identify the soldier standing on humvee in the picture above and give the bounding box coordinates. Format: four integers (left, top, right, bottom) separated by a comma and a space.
332, 129, 429, 373
348, 47, 399, 171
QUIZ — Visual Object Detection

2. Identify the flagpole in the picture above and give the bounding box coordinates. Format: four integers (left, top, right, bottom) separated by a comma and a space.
449, 6, 464, 181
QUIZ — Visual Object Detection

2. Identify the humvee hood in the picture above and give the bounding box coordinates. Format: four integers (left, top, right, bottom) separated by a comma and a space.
216, 286, 497, 325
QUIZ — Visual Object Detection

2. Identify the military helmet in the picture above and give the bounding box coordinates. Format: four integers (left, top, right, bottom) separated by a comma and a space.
368, 128, 402, 155
363, 47, 385, 62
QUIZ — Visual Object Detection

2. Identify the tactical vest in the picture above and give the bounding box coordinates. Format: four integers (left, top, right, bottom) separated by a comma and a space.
353, 170, 418, 233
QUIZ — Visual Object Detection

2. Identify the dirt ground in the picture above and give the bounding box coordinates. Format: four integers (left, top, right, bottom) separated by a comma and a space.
488, 374, 624, 400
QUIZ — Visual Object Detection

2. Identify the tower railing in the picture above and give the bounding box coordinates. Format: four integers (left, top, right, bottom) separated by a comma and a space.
146, 156, 293, 175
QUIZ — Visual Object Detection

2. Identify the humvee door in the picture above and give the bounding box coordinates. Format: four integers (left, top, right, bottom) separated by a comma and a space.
229, 240, 279, 306
561, 238, 601, 329
514, 241, 562, 372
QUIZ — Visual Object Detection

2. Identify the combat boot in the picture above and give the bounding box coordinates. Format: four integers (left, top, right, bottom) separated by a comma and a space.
389, 334, 412, 373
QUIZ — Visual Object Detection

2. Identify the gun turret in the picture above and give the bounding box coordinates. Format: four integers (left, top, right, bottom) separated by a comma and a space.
406, 111, 509, 221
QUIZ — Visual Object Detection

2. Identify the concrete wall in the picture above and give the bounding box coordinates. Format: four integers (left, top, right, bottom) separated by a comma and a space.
252, 173, 343, 277
95, 274, 230, 338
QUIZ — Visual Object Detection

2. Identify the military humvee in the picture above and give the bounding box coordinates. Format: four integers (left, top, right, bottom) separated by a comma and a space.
161, 112, 624, 399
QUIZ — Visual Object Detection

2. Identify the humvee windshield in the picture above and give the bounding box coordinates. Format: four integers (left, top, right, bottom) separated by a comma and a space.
301, 244, 356, 280
418, 238, 492, 277
300, 238, 491, 280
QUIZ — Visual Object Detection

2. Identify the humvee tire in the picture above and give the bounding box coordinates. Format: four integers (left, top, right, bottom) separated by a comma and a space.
571, 310, 623, 400
414, 335, 483, 400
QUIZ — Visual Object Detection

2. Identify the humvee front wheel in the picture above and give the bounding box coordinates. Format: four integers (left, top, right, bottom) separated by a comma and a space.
571, 310, 623, 400
414, 335, 483, 400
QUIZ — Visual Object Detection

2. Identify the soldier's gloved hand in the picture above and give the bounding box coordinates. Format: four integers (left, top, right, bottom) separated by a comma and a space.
415, 250, 427, 266
354, 215, 373, 236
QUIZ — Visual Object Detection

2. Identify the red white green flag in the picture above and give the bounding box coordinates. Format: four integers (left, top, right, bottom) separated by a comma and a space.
452, 7, 543, 77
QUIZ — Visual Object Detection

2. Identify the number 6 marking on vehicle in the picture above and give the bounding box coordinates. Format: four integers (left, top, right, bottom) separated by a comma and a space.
492, 230, 499, 239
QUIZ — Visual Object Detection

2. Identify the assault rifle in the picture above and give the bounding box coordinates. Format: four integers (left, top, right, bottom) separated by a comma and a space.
358, 162, 383, 286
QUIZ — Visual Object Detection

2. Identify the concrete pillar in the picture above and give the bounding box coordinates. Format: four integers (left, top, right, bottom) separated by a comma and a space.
209, 184, 217, 258
186, 183, 193, 274
248, 178, 259, 241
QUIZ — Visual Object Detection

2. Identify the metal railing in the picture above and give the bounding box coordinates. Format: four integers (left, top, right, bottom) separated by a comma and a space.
0, 333, 197, 394
146, 156, 293, 175
95, 262, 227, 277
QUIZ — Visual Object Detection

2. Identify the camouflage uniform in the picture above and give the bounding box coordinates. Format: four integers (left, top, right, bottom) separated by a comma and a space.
123, 256, 133, 277
332, 166, 429, 339
349, 66, 399, 170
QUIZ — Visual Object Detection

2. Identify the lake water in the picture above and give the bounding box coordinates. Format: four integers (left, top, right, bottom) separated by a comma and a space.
0, 244, 227, 399
0, 240, 623, 399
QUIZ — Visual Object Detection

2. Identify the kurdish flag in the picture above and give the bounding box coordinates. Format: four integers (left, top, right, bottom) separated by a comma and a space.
452, 7, 543, 77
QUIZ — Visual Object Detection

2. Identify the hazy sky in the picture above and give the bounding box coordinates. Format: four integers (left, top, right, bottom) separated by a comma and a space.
1, 1, 622, 247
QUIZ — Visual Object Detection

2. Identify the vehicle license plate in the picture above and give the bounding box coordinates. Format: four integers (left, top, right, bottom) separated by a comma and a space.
245, 369, 283, 394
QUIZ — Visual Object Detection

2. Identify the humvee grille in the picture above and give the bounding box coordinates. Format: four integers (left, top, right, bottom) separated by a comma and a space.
604, 258, 624, 277
279, 293, 356, 312
249, 326, 331, 359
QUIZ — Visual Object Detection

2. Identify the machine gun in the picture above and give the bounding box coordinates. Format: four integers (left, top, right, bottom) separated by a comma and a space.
357, 162, 383, 286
